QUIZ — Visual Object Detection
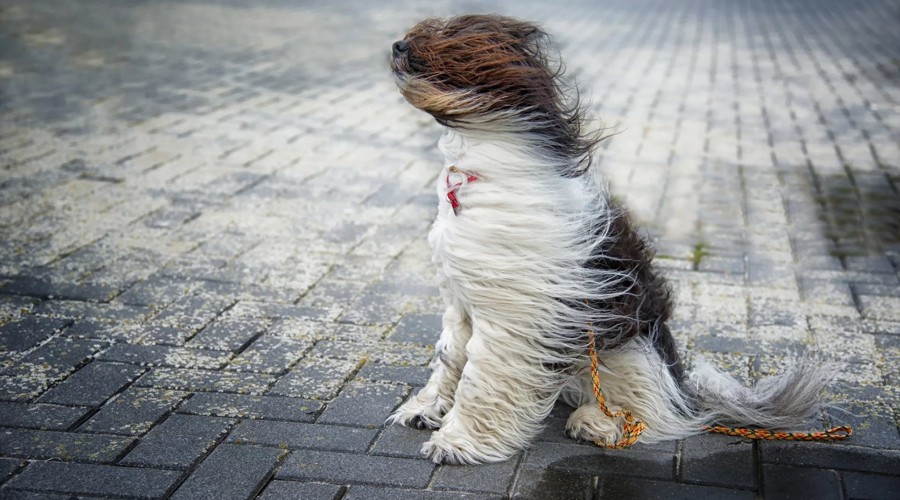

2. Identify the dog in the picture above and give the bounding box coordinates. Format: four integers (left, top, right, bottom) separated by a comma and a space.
387, 14, 833, 465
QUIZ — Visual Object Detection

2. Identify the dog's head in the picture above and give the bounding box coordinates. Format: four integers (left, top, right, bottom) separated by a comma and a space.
391, 15, 601, 176
390, 15, 557, 125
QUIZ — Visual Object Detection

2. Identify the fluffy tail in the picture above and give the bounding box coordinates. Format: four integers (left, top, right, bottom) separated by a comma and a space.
568, 341, 838, 445
683, 356, 837, 430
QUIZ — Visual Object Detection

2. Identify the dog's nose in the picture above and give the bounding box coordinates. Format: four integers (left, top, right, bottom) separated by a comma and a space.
392, 40, 409, 57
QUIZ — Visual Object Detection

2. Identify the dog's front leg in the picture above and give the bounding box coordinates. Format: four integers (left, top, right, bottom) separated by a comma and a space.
387, 302, 471, 429
421, 316, 565, 464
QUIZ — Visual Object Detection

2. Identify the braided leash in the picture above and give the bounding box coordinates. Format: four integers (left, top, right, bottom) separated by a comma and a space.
704, 425, 852, 441
585, 332, 852, 448
586, 332, 647, 449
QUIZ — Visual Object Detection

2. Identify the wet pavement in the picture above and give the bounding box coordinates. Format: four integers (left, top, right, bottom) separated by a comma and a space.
0, 0, 898, 498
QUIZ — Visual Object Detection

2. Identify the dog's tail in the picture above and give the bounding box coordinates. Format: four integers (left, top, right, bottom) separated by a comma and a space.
573, 342, 836, 445
681, 356, 836, 431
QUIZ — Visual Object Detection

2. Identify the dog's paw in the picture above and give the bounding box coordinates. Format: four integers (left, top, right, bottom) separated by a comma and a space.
422, 425, 515, 464
565, 404, 624, 445
421, 430, 482, 464
386, 398, 442, 430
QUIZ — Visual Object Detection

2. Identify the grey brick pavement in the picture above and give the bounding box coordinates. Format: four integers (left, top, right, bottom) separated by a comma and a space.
0, 0, 898, 498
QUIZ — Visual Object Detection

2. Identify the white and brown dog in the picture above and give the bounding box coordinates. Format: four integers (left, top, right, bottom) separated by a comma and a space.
387, 15, 833, 465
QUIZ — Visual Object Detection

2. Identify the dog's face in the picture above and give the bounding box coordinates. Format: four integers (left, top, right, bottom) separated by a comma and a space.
390, 15, 559, 127
391, 15, 600, 177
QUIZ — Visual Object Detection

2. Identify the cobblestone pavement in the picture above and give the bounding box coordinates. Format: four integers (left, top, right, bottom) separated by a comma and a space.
0, 0, 898, 498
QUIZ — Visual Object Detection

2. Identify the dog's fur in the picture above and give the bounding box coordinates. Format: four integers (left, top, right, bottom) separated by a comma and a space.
387, 15, 834, 465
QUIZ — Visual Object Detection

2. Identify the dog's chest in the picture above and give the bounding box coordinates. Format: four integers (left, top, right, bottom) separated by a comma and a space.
430, 130, 473, 267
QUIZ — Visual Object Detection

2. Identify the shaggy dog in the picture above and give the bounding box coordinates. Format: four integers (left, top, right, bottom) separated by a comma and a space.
387, 14, 832, 465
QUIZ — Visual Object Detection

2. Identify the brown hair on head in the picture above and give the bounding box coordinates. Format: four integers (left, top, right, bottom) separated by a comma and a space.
391, 14, 604, 177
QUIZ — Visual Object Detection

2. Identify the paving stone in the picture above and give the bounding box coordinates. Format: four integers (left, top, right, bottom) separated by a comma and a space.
177, 392, 322, 421
433, 454, 519, 494
390, 313, 442, 345
4, 461, 180, 498
78, 387, 187, 435
309, 339, 433, 366
0, 278, 119, 303
170, 444, 283, 500
32, 296, 149, 326
853, 282, 900, 298
759, 441, 900, 475
264, 317, 336, 340
0, 401, 89, 430
842, 471, 900, 500
62, 318, 138, 342
800, 278, 856, 306
229, 302, 331, 322
226, 336, 311, 373
269, 356, 358, 400
536, 416, 574, 445
120, 414, 234, 469
0, 316, 71, 354
762, 464, 842, 499
340, 287, 410, 325
845, 256, 896, 274
277, 450, 435, 488
188, 317, 267, 352
318, 381, 407, 427
0, 457, 23, 482
679, 433, 756, 489
600, 477, 755, 500
303, 340, 374, 362
127, 323, 187, 346
0, 488, 69, 500
859, 295, 900, 322
865, 319, 900, 336
300, 279, 366, 319
0, 338, 104, 399
356, 363, 431, 386
511, 468, 594, 500
524, 442, 674, 480
0, 295, 37, 323
36, 361, 144, 406
134, 367, 274, 394
370, 423, 432, 459
345, 486, 493, 500
258, 480, 343, 500
749, 298, 806, 328
150, 294, 234, 336
116, 276, 193, 306
824, 403, 900, 449
0, 428, 134, 462
697, 255, 745, 275
333, 323, 391, 342
100, 342, 232, 369
229, 420, 377, 452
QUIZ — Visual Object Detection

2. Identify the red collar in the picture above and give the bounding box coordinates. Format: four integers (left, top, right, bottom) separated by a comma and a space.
445, 165, 478, 215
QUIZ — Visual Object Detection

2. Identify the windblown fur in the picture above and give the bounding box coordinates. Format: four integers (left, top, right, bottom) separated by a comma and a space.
387, 14, 835, 465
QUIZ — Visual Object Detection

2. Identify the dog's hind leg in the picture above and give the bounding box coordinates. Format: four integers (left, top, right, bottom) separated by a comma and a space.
387, 301, 471, 430
566, 403, 625, 445
566, 341, 695, 446
421, 316, 566, 464
562, 362, 625, 445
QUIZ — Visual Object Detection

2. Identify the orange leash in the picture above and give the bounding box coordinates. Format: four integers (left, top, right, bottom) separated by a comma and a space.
587, 332, 647, 449
704, 425, 852, 441
585, 332, 852, 448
